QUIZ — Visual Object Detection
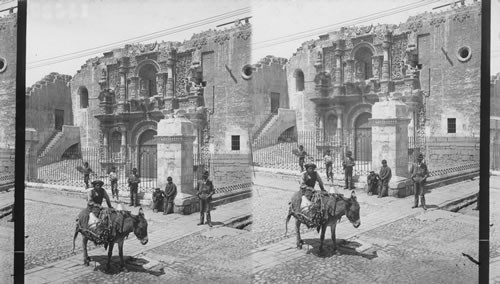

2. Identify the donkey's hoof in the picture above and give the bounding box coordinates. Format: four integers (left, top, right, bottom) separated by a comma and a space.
297, 243, 303, 249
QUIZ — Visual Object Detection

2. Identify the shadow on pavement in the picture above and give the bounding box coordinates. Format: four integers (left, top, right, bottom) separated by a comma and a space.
301, 238, 378, 260
89, 255, 165, 276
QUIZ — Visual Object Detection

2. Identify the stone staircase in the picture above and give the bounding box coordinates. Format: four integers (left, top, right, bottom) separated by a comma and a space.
39, 131, 64, 158
252, 113, 277, 144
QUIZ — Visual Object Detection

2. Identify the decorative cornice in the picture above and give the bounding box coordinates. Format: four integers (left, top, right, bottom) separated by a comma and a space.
369, 118, 411, 126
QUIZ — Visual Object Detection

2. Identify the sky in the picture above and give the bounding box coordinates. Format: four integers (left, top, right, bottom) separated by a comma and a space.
26, 0, 499, 86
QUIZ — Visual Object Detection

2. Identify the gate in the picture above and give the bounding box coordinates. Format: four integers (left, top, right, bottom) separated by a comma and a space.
138, 130, 157, 179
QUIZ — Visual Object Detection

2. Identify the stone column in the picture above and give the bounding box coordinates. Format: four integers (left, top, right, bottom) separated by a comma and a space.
129, 76, 139, 99
381, 31, 392, 93
333, 42, 344, 96
156, 111, 198, 214
103, 130, 109, 161
345, 59, 354, 83
119, 126, 127, 160
25, 128, 39, 181
116, 67, 127, 113
370, 99, 412, 197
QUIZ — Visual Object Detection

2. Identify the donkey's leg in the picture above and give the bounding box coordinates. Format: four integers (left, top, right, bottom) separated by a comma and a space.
330, 221, 338, 252
118, 239, 128, 272
319, 223, 327, 252
106, 242, 114, 271
82, 237, 89, 266
295, 220, 303, 249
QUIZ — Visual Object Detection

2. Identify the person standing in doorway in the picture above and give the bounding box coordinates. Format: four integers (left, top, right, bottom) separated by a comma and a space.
109, 167, 119, 200
323, 150, 333, 182
197, 171, 214, 227
342, 151, 355, 190
163, 176, 177, 215
82, 162, 93, 189
410, 153, 429, 210
128, 168, 141, 207
378, 160, 392, 198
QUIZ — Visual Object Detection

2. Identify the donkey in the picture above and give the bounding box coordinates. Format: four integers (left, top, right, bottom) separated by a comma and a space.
73, 207, 149, 271
286, 190, 361, 253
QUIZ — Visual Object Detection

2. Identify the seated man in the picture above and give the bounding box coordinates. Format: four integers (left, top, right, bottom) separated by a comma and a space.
84, 180, 113, 229
367, 171, 380, 196
300, 162, 327, 199
151, 188, 165, 213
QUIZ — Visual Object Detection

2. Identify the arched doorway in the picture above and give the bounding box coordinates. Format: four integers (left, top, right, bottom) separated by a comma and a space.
138, 64, 158, 97
138, 130, 157, 179
354, 112, 372, 162
353, 46, 374, 81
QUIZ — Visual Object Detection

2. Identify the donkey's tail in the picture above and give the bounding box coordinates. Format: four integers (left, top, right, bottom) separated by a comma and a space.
285, 204, 292, 236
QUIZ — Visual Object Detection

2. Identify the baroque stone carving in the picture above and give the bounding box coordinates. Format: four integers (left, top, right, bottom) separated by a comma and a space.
430, 16, 446, 28
175, 52, 193, 97
236, 29, 251, 40
391, 35, 408, 80
214, 33, 231, 45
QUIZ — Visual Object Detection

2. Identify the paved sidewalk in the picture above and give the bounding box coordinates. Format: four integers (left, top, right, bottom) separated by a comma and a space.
24, 190, 252, 284
251, 177, 479, 273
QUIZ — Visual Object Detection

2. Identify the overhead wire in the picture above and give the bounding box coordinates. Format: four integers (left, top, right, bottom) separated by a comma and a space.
252, 0, 444, 50
27, 6, 250, 69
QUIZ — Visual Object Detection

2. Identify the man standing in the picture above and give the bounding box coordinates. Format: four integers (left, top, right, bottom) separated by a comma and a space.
323, 150, 333, 182
293, 145, 308, 172
197, 171, 214, 227
378, 160, 392, 198
82, 162, 93, 189
109, 167, 119, 200
342, 151, 355, 190
410, 153, 429, 210
163, 176, 177, 215
128, 168, 141, 207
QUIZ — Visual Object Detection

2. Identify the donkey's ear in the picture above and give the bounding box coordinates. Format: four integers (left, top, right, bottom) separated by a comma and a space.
138, 208, 144, 216
351, 190, 357, 200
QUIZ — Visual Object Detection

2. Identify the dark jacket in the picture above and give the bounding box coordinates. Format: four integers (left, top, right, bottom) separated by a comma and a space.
197, 179, 214, 200
379, 165, 392, 181
410, 162, 429, 182
342, 157, 355, 168
301, 171, 326, 192
87, 188, 112, 208
164, 183, 177, 200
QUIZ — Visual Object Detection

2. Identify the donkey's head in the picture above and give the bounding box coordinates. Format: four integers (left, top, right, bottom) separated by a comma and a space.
344, 191, 361, 228
134, 208, 149, 245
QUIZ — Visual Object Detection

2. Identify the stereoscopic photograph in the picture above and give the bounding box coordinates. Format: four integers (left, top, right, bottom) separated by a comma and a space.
0, 0, 496, 283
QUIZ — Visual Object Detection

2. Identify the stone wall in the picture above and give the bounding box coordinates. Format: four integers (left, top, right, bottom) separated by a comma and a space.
250, 56, 289, 136
415, 3, 481, 137
26, 72, 73, 154
210, 153, 252, 190
427, 136, 479, 166
0, 11, 16, 150
492, 74, 500, 117
71, 59, 104, 149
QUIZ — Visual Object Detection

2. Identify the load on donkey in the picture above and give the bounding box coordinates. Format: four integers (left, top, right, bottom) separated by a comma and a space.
285, 161, 361, 253
72, 180, 149, 271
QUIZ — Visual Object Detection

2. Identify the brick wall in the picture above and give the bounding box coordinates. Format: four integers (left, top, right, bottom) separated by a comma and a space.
26, 73, 73, 153
0, 12, 16, 149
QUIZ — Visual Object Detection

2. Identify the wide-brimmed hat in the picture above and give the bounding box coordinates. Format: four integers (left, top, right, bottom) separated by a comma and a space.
305, 163, 317, 170
382, 159, 387, 164
154, 187, 161, 191
417, 153, 424, 160
167, 176, 172, 181
202, 171, 210, 178
346, 151, 352, 156
91, 180, 104, 186
132, 168, 138, 172
369, 170, 375, 173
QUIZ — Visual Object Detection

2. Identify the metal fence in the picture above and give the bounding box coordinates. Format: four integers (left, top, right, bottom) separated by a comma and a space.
26, 146, 208, 192
252, 130, 373, 175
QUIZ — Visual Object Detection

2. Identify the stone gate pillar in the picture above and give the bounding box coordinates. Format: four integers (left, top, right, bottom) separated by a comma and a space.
25, 128, 38, 181
156, 111, 198, 214
370, 99, 413, 197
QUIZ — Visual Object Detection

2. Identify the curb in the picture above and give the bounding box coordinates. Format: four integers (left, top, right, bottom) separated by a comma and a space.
0, 203, 13, 219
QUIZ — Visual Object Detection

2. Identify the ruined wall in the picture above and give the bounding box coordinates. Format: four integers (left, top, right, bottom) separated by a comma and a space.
250, 56, 289, 135
411, 2, 481, 137
71, 59, 104, 149
286, 41, 319, 133
0, 11, 16, 150
26, 73, 73, 153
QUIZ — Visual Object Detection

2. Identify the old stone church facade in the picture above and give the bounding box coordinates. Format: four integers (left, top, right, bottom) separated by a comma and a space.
261, 2, 481, 166
69, 22, 252, 185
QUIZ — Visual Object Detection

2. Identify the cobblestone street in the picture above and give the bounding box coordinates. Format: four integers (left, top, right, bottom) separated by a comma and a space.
0, 212, 13, 283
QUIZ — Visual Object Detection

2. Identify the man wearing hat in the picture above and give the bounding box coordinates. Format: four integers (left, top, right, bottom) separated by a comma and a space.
163, 176, 177, 215
300, 161, 326, 193
410, 153, 429, 210
82, 162, 93, 189
128, 168, 141, 207
366, 170, 380, 196
342, 151, 355, 190
87, 180, 113, 216
196, 171, 214, 227
378, 159, 392, 198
